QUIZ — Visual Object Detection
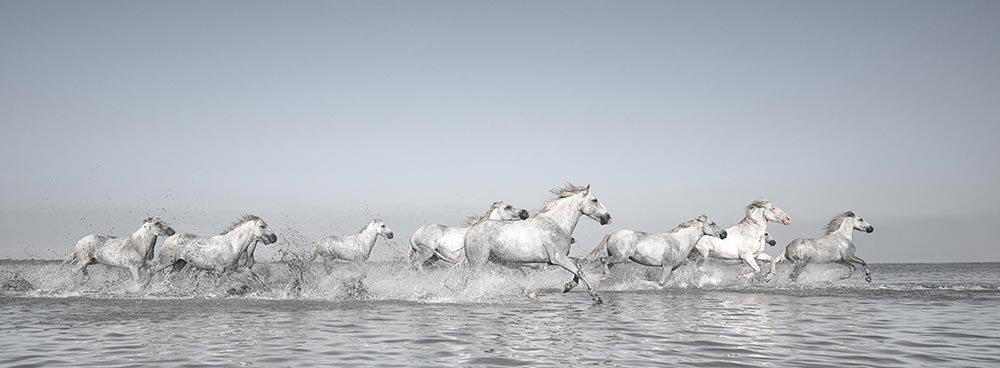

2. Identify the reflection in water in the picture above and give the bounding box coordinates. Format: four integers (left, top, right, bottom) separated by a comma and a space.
2, 262, 1000, 366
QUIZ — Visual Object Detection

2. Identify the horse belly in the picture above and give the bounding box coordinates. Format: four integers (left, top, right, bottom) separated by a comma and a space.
492, 241, 550, 264
630, 240, 665, 266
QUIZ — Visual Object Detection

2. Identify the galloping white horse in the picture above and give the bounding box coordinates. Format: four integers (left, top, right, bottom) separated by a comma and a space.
779, 211, 875, 283
464, 184, 612, 304
311, 219, 394, 262
690, 200, 792, 281
147, 215, 277, 280
67, 217, 176, 281
587, 215, 727, 285
409, 201, 529, 269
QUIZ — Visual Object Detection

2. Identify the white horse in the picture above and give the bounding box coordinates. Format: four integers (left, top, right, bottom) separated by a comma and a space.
779, 211, 875, 283
464, 184, 612, 304
690, 200, 792, 281
409, 201, 529, 269
147, 215, 277, 284
67, 217, 176, 282
311, 219, 394, 262
587, 215, 727, 285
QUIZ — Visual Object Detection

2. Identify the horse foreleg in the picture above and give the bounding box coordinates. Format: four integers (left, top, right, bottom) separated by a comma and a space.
552, 254, 602, 304
129, 266, 141, 282
837, 260, 856, 279
849, 255, 872, 283
755, 253, 777, 282
658, 265, 674, 286
739, 255, 762, 279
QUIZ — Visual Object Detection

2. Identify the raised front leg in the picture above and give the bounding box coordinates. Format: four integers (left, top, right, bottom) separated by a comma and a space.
552, 253, 602, 304
849, 255, 872, 283
755, 253, 777, 282
837, 260, 856, 279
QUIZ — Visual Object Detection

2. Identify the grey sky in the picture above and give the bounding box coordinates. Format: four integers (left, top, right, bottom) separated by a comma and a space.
1, 1, 998, 262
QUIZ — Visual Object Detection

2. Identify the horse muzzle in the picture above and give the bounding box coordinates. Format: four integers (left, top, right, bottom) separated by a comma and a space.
386, 232, 395, 239
262, 234, 278, 244
866, 226, 874, 233
781, 217, 792, 225
599, 214, 612, 225
767, 239, 776, 246
164, 228, 176, 236
718, 230, 728, 240
518, 210, 529, 220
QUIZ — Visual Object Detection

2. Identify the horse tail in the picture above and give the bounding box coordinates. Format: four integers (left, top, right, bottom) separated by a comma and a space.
585, 234, 612, 262
775, 250, 787, 263
55, 252, 78, 274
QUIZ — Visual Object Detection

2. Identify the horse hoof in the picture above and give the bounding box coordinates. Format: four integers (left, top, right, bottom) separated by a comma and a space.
563, 283, 576, 293
865, 276, 872, 283
592, 295, 603, 304
764, 273, 775, 283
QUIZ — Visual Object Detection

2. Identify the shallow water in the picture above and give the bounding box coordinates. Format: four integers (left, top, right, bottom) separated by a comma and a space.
2, 261, 999, 367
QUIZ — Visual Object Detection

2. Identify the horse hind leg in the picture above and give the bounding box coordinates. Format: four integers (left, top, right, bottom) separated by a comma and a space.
789, 261, 808, 282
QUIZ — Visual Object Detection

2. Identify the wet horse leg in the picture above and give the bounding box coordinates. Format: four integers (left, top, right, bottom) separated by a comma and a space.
410, 245, 436, 271
837, 260, 856, 279
848, 255, 872, 283
552, 253, 602, 304
755, 253, 777, 282
738, 255, 762, 279
789, 260, 808, 281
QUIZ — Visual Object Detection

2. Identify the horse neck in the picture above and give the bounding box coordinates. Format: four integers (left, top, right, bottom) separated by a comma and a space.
357, 225, 379, 254
827, 220, 855, 242
485, 206, 503, 221
127, 225, 157, 256
735, 209, 767, 236
536, 198, 584, 236
672, 224, 705, 245
223, 225, 257, 255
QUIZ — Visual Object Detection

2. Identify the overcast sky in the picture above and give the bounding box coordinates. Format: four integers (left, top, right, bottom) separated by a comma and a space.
1, 1, 998, 262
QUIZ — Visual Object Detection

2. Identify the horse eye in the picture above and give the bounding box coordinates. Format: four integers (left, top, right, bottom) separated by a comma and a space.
591, 199, 598, 203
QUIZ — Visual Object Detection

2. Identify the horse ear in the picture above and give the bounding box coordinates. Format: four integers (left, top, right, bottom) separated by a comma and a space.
584, 184, 590, 194
846, 211, 856, 217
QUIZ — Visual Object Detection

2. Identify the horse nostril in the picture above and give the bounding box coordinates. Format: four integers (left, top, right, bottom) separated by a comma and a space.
719, 231, 727, 239
519, 210, 529, 220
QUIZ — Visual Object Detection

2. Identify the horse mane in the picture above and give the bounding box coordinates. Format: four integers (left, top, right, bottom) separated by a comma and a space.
220, 214, 262, 235
465, 214, 484, 226
666, 218, 700, 234
745, 199, 771, 212
538, 183, 588, 214
824, 211, 856, 235
359, 219, 381, 232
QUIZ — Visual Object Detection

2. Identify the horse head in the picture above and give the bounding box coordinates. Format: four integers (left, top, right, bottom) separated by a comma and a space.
763, 232, 777, 246
696, 214, 727, 239
368, 219, 394, 239
142, 217, 176, 237
845, 211, 874, 233
491, 201, 530, 221
579, 185, 612, 225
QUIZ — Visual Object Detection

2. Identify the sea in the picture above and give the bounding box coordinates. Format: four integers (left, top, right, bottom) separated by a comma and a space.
2, 260, 998, 367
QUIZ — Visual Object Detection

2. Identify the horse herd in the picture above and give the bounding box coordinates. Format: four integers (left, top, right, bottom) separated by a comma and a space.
62, 184, 875, 304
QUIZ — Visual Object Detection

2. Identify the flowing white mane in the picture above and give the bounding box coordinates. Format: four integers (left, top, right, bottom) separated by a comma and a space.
538, 184, 588, 214
359, 219, 381, 233
220, 214, 262, 235
824, 211, 856, 235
